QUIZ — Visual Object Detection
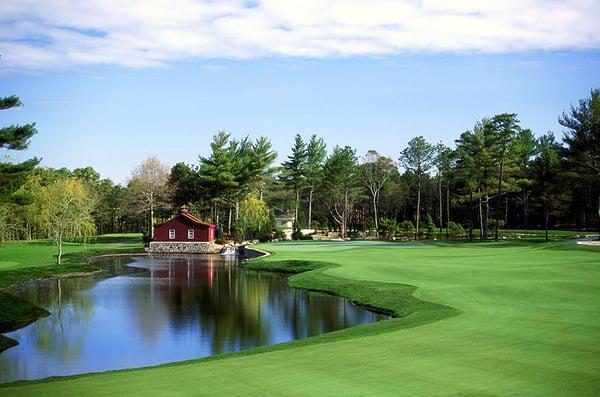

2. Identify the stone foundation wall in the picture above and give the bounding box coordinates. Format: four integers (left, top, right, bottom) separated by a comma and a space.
148, 242, 223, 254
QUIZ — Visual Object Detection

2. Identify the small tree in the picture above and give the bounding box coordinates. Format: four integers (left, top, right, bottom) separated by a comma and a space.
236, 194, 271, 241
37, 178, 95, 264
398, 220, 415, 238
379, 218, 398, 240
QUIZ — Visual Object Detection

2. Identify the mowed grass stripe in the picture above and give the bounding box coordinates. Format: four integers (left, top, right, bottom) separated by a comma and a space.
2, 240, 599, 396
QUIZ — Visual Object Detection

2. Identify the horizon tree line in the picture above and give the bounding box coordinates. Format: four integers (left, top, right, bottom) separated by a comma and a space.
1, 89, 598, 246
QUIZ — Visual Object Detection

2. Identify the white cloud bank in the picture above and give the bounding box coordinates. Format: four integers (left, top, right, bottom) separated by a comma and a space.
1, 0, 599, 69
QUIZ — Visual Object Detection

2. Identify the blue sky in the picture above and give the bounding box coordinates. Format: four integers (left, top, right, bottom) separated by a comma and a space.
1, 1, 599, 183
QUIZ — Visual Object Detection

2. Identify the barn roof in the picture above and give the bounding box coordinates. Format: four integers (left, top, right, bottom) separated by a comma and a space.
154, 210, 215, 228
180, 211, 214, 227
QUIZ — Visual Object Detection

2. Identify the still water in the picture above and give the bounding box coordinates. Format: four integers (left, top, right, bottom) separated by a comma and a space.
0, 255, 385, 383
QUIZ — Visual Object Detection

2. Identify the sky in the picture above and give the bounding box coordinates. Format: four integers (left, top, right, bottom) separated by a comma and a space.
1, 0, 599, 184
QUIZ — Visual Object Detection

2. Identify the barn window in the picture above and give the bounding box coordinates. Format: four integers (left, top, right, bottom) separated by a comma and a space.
188, 229, 194, 240
169, 229, 176, 239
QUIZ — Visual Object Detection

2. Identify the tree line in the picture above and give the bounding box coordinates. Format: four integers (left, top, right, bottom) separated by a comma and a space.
1, 89, 598, 251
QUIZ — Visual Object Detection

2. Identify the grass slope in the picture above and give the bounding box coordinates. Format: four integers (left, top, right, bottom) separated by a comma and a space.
0, 234, 143, 350
2, 240, 600, 396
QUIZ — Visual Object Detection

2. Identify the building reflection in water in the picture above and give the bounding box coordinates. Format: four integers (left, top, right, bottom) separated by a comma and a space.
0, 255, 385, 383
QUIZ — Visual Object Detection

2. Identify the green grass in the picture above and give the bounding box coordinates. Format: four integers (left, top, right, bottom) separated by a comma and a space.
2, 239, 600, 396
0, 234, 144, 351
471, 228, 598, 240
0, 234, 143, 271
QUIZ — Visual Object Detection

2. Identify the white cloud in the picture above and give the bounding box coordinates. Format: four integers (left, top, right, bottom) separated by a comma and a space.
0, 0, 598, 70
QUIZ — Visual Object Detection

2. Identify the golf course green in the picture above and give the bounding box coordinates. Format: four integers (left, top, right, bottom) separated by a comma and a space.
1, 239, 599, 395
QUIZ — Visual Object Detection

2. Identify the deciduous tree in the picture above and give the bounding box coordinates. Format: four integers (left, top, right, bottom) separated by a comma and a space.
360, 150, 395, 238
36, 178, 95, 264
128, 156, 170, 239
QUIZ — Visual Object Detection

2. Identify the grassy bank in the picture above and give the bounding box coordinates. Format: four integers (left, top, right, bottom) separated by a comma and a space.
2, 239, 600, 395
243, 259, 458, 323
0, 234, 143, 350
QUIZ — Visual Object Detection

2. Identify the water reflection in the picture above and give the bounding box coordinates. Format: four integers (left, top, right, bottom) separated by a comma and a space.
0, 255, 385, 383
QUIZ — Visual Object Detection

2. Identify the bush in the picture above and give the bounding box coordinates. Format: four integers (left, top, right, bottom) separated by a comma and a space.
448, 222, 466, 238
488, 219, 506, 229
379, 218, 398, 240
273, 229, 286, 241
398, 220, 415, 238
292, 229, 303, 240
256, 229, 274, 243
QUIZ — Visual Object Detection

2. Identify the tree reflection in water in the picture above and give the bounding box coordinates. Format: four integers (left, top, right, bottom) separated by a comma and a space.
0, 255, 384, 383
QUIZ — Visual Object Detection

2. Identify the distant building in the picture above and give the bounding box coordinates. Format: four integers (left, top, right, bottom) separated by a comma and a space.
149, 206, 219, 253
275, 215, 295, 229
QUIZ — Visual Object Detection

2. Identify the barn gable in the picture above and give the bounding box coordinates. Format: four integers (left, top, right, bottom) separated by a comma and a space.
153, 207, 216, 243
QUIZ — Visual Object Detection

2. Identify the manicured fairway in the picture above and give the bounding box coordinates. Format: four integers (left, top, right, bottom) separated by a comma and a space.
0, 234, 143, 272
2, 240, 599, 396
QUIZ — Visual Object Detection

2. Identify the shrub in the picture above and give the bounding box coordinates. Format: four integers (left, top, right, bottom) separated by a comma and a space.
291, 224, 303, 240
488, 219, 506, 229
273, 229, 286, 241
398, 220, 415, 238
379, 218, 398, 240
256, 229, 274, 243
448, 222, 466, 238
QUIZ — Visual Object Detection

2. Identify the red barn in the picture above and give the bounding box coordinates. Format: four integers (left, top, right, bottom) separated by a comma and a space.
153, 206, 216, 243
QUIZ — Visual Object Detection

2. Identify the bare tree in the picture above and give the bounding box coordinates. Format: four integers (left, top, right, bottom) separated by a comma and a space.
360, 150, 395, 238
128, 156, 170, 239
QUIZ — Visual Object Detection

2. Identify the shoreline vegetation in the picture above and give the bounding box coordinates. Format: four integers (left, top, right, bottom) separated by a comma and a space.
0, 234, 144, 351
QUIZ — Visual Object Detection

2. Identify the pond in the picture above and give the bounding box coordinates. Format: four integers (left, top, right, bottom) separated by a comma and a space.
0, 255, 386, 383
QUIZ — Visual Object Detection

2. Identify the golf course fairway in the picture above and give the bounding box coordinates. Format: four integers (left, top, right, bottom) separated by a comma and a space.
2, 240, 599, 396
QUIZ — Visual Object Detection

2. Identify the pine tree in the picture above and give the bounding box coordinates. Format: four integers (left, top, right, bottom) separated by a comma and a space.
280, 134, 308, 227
0, 94, 39, 199
400, 136, 434, 240
560, 89, 600, 238
305, 135, 326, 229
